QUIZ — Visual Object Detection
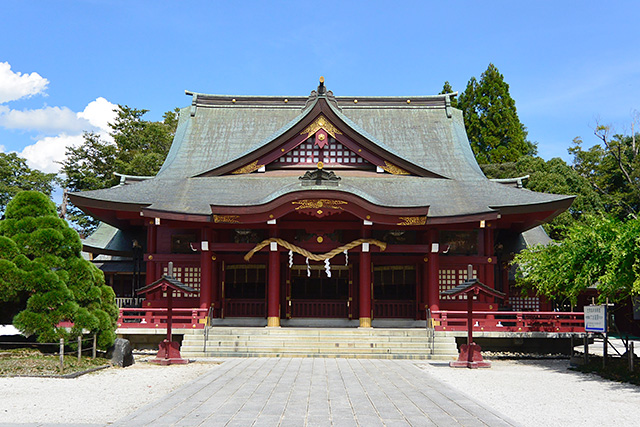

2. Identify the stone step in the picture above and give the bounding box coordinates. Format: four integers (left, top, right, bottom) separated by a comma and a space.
180, 327, 458, 360
182, 336, 443, 344
182, 338, 455, 348
181, 342, 455, 352
181, 344, 449, 353
180, 351, 453, 360
199, 327, 433, 337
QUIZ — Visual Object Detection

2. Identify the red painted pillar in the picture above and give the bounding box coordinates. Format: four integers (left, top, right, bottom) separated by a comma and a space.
484, 226, 495, 310
421, 232, 429, 319
199, 228, 212, 310
359, 227, 372, 328
145, 222, 158, 302
484, 227, 495, 288
267, 229, 280, 327
427, 229, 440, 312
211, 242, 219, 317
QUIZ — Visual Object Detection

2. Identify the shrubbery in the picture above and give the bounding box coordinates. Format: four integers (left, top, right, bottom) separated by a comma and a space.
0, 191, 117, 349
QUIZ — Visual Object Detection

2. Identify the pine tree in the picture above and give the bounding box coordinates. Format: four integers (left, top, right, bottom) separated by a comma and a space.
458, 64, 536, 164
0, 191, 118, 349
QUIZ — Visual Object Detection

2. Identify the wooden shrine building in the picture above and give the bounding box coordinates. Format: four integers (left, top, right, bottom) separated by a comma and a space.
70, 79, 574, 328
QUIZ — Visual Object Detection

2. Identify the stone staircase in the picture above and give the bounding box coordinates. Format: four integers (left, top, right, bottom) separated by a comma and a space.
180, 327, 458, 360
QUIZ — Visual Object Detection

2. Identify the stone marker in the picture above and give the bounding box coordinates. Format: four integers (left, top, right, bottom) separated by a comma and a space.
109, 338, 134, 367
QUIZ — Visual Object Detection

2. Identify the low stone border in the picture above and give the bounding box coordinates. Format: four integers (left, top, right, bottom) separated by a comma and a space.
1, 364, 111, 379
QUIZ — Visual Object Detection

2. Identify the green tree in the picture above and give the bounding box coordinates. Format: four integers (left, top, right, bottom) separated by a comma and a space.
0, 191, 118, 349
0, 152, 56, 214
60, 105, 178, 233
514, 215, 640, 305
569, 127, 640, 220
458, 64, 536, 164
482, 155, 604, 239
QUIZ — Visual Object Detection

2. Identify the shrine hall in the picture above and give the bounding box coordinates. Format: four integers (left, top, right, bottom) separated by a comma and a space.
70, 79, 574, 329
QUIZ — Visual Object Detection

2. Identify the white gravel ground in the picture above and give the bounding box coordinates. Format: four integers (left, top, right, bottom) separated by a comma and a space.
0, 360, 220, 424
419, 359, 640, 427
1, 358, 639, 425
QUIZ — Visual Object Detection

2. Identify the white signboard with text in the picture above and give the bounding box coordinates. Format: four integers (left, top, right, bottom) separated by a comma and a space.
584, 305, 607, 333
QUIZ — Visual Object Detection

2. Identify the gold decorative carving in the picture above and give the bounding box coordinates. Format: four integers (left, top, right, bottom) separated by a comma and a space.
292, 199, 348, 210
381, 161, 410, 175
231, 160, 263, 175
213, 215, 240, 224
397, 216, 427, 226
300, 115, 342, 138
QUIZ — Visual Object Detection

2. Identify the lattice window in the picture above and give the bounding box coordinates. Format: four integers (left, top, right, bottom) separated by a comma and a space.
162, 266, 201, 298
510, 296, 540, 311
274, 137, 371, 167
438, 268, 477, 300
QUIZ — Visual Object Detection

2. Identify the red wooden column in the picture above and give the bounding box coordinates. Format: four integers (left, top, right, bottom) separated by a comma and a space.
267, 227, 281, 327
199, 228, 212, 310
427, 229, 440, 312
421, 232, 429, 319
359, 226, 372, 328
146, 221, 158, 291
211, 231, 219, 317
484, 227, 495, 290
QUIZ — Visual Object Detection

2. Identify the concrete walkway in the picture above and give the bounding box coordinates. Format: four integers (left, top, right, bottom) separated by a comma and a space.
113, 358, 519, 427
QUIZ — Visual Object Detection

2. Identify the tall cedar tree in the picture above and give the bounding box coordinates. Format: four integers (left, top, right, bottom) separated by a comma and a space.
0, 191, 118, 349
457, 64, 536, 164
61, 106, 178, 234
0, 152, 56, 214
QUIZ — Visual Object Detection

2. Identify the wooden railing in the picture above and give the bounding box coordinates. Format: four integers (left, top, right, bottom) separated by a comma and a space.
291, 300, 348, 318
117, 308, 208, 329
224, 299, 266, 317
374, 301, 416, 318
114, 297, 145, 308
430, 310, 584, 333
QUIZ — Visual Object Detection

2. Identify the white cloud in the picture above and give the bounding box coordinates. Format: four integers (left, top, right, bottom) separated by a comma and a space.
0, 97, 117, 136
0, 105, 91, 134
0, 62, 49, 103
19, 133, 85, 173
12, 98, 118, 174
77, 97, 117, 131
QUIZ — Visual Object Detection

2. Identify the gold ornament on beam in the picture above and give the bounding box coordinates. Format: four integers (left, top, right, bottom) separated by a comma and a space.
213, 215, 240, 224
397, 216, 427, 226
300, 115, 342, 139
231, 160, 263, 175
381, 161, 410, 175
292, 199, 348, 210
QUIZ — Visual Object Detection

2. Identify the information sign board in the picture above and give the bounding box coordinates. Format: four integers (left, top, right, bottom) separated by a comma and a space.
584, 305, 607, 333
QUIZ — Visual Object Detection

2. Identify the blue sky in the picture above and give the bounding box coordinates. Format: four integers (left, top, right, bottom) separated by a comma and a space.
1, 1, 639, 174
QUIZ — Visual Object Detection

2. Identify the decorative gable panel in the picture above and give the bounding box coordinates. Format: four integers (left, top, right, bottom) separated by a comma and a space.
272, 136, 372, 168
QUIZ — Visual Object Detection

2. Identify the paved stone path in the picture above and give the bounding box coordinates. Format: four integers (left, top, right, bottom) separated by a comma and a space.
113, 358, 518, 426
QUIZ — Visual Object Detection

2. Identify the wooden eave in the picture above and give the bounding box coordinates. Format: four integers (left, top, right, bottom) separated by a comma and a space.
440, 279, 505, 299
137, 275, 196, 296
